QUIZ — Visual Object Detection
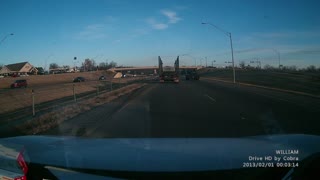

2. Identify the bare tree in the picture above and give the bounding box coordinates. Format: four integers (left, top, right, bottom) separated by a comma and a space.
99, 62, 107, 70
108, 61, 117, 68
306, 65, 316, 72
264, 64, 276, 70
82, 58, 95, 71
239, 61, 246, 69
288, 65, 297, 71
49, 63, 59, 69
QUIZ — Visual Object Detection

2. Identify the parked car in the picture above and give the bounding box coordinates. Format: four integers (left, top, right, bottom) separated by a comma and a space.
99, 76, 106, 80
73, 77, 85, 82
11, 80, 28, 88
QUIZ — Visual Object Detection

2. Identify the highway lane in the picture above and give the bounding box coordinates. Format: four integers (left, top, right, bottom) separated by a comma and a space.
44, 78, 320, 138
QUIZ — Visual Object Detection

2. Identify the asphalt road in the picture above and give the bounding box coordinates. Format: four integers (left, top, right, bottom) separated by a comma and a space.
44, 78, 320, 138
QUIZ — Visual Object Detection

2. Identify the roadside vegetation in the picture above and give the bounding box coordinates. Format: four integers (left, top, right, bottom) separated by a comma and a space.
14, 83, 146, 135
199, 64, 320, 96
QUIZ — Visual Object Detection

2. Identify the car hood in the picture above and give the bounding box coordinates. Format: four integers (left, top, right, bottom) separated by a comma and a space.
1, 134, 320, 172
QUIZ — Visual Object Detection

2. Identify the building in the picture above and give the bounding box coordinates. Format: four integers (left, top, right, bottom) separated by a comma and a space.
0, 62, 38, 76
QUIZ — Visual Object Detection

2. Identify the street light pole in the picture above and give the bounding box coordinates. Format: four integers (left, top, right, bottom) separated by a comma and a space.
201, 22, 236, 83
0, 33, 14, 45
229, 33, 235, 83
278, 52, 280, 68
205, 57, 207, 67
272, 49, 281, 69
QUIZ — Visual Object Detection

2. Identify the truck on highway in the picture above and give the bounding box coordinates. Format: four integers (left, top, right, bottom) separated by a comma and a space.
185, 70, 200, 80
158, 56, 179, 83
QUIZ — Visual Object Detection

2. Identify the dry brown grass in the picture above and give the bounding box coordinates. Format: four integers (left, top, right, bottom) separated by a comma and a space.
0, 74, 147, 114
0, 70, 114, 89
0, 83, 96, 113
15, 83, 146, 135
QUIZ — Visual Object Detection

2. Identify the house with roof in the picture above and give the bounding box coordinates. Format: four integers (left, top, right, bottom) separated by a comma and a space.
0, 62, 38, 76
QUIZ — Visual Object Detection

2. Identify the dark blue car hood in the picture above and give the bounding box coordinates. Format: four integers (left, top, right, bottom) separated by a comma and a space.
1, 134, 319, 172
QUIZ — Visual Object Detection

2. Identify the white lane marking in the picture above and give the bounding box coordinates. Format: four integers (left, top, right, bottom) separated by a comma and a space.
204, 94, 216, 102
250, 91, 297, 104
118, 102, 130, 113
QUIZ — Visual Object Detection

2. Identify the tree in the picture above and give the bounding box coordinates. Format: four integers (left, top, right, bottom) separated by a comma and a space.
239, 61, 246, 69
63, 65, 70, 69
288, 65, 297, 71
49, 63, 59, 69
99, 62, 107, 70
0, 63, 3, 69
82, 58, 95, 71
108, 61, 117, 68
264, 64, 275, 70
306, 65, 316, 72
97, 60, 117, 70
282, 65, 297, 71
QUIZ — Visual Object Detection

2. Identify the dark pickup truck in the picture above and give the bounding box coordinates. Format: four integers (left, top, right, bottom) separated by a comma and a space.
186, 71, 200, 80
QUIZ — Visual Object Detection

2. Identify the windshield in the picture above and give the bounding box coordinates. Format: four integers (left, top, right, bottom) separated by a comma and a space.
0, 0, 319, 179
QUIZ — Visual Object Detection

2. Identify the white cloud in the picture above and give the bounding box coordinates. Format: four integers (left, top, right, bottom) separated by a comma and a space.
113, 39, 121, 43
161, 9, 181, 24
153, 23, 169, 30
145, 9, 182, 30
86, 24, 105, 30
75, 24, 107, 40
146, 18, 168, 30
105, 16, 117, 22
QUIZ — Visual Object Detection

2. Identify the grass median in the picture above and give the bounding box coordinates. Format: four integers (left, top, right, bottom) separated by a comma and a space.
200, 68, 320, 96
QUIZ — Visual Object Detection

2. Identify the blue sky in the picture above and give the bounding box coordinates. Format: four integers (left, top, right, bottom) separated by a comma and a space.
1, 0, 320, 69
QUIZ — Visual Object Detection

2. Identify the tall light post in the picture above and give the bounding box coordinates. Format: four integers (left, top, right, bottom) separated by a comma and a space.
205, 56, 207, 67
180, 54, 198, 67
271, 49, 281, 69
212, 60, 216, 67
0, 33, 14, 45
202, 22, 236, 83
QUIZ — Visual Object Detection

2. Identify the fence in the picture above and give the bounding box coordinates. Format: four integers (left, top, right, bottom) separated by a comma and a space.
0, 77, 149, 123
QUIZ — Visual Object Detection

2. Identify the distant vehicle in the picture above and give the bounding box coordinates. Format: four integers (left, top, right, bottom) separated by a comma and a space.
37, 71, 45, 75
124, 74, 134, 78
11, 74, 20, 78
160, 71, 179, 82
11, 80, 27, 88
73, 77, 85, 82
186, 71, 200, 80
0, 142, 30, 180
99, 76, 106, 80
159, 56, 179, 83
